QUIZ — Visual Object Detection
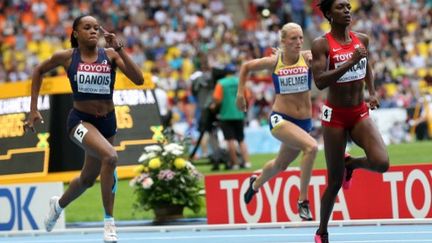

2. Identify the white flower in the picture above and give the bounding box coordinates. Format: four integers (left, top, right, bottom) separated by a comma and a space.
171, 150, 184, 156
129, 177, 137, 187
164, 143, 184, 155
138, 152, 156, 162
142, 177, 154, 189
144, 145, 162, 153
186, 161, 195, 170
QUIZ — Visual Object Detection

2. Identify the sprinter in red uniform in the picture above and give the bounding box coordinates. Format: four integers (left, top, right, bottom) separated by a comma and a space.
311, 1, 389, 242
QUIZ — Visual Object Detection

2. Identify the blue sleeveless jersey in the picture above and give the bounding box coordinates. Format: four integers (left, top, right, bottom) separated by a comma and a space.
67, 48, 116, 101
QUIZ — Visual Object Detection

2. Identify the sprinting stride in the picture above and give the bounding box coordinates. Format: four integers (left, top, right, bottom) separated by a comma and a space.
25, 15, 144, 243
237, 22, 318, 221
311, 0, 389, 242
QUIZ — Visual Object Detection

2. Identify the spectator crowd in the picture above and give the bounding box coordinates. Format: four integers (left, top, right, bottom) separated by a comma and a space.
1, 0, 432, 144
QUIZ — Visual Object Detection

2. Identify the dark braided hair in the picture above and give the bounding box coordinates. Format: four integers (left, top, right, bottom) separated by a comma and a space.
317, 0, 336, 22
70, 15, 90, 48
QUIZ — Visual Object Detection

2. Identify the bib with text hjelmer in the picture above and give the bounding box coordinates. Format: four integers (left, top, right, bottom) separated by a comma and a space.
271, 53, 311, 94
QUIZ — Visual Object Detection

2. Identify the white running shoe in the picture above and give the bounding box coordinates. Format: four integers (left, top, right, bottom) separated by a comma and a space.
44, 196, 61, 232
104, 220, 118, 243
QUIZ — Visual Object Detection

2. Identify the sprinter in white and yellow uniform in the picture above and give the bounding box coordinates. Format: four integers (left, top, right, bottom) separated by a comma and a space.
236, 22, 318, 221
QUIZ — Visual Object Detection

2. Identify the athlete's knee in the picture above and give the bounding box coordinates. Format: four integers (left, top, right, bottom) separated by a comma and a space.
368, 152, 389, 173
80, 175, 97, 188
373, 158, 389, 173
303, 141, 318, 158
102, 151, 118, 167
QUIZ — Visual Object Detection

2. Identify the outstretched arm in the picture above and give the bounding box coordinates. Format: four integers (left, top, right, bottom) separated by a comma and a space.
236, 55, 276, 111
26, 50, 71, 132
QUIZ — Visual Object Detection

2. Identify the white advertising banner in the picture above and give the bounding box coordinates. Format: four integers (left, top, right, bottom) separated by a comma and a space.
0, 182, 65, 231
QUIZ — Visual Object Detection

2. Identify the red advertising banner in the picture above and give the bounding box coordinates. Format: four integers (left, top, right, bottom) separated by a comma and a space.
205, 164, 432, 224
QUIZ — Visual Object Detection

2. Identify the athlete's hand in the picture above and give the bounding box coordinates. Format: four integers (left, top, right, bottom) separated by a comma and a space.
368, 94, 380, 110
100, 26, 123, 51
351, 47, 368, 63
24, 110, 44, 133
236, 94, 247, 112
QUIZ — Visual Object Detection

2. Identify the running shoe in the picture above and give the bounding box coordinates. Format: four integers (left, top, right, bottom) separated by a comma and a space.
342, 152, 353, 190
298, 200, 313, 221
314, 233, 329, 243
44, 196, 61, 232
244, 175, 258, 204
104, 219, 118, 243
240, 162, 252, 169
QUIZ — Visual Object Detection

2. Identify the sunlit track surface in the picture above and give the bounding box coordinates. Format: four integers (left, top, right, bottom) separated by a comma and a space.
1, 219, 432, 243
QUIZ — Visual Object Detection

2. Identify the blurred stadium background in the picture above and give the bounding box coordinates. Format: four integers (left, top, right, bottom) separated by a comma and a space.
1, 0, 432, 233
1, 0, 432, 145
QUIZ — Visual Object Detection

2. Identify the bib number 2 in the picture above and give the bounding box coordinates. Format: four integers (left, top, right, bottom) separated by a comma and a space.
74, 123, 88, 143
270, 113, 283, 128
321, 105, 333, 122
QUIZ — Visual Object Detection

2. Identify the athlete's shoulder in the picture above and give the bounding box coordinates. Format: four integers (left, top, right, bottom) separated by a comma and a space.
52, 49, 73, 58
351, 31, 369, 44
312, 34, 328, 45
311, 35, 329, 52
50, 49, 74, 64
300, 50, 312, 67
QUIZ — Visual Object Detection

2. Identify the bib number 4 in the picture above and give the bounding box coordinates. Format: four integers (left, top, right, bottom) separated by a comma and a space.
321, 105, 333, 122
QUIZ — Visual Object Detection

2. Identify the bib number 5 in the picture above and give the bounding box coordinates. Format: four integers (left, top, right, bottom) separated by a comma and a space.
74, 123, 88, 143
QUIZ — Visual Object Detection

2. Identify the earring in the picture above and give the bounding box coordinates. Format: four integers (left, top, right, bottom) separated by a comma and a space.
330, 17, 334, 23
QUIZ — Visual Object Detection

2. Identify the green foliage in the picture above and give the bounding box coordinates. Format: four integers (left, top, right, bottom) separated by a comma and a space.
66, 140, 432, 222
129, 131, 203, 214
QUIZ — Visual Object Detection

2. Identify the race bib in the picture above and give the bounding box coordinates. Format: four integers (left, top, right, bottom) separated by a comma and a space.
270, 113, 283, 127
278, 75, 309, 94
334, 57, 367, 83
76, 63, 112, 94
320, 105, 333, 122
73, 123, 88, 143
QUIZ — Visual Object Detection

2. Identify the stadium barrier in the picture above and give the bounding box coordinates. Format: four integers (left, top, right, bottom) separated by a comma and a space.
0, 182, 64, 232
205, 164, 432, 224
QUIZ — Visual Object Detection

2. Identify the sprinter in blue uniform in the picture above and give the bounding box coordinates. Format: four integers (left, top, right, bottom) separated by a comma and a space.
236, 22, 318, 221
25, 15, 144, 243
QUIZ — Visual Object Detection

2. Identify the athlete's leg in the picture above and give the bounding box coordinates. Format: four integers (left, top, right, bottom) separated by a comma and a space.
61, 122, 118, 217
348, 117, 389, 173
253, 144, 300, 190
316, 126, 347, 235
254, 120, 318, 197
272, 121, 318, 200
59, 154, 101, 208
